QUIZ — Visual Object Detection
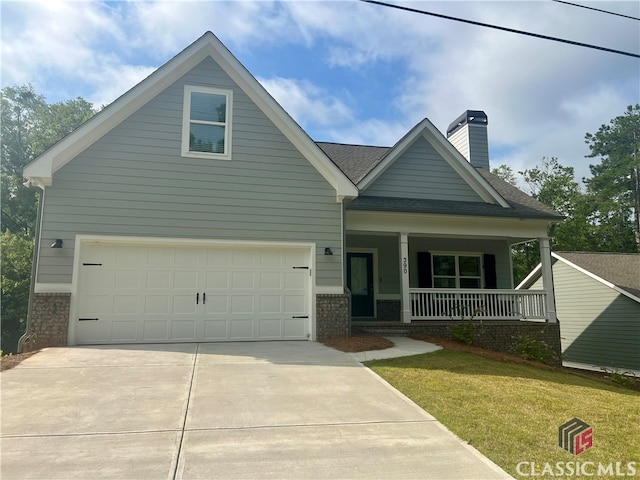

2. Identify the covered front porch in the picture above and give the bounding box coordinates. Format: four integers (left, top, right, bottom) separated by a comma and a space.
345, 210, 557, 324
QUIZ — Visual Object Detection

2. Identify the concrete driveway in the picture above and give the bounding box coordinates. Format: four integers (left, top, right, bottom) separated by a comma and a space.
1, 342, 510, 479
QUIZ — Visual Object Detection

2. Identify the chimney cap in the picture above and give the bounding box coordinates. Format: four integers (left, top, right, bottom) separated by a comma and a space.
447, 110, 488, 137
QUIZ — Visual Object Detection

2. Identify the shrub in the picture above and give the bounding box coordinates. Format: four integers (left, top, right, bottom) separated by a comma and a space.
512, 334, 557, 365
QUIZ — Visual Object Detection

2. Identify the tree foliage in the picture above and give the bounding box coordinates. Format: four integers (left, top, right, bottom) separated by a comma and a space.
1, 231, 34, 353
584, 104, 640, 251
0, 84, 96, 352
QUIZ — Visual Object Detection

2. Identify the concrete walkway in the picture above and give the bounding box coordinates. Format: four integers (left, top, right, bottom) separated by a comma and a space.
1, 341, 510, 479
349, 336, 443, 362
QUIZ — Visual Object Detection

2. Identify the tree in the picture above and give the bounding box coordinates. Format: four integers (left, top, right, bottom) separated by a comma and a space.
1, 231, 34, 353
0, 84, 96, 352
585, 104, 640, 252
491, 164, 518, 187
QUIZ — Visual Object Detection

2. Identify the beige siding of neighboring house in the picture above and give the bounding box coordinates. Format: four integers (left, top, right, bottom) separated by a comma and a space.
36, 57, 342, 287
533, 262, 640, 370
362, 136, 484, 201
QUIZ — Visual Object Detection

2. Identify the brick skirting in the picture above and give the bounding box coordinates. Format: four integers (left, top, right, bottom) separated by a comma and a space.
26, 293, 71, 348
316, 293, 350, 340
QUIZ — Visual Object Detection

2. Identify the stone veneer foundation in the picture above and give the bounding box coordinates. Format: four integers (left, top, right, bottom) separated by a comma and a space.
26, 293, 71, 348
315, 293, 350, 339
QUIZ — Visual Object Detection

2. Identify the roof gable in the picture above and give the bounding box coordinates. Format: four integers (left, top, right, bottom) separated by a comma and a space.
23, 32, 357, 200
357, 119, 510, 207
519, 252, 640, 303
362, 135, 485, 202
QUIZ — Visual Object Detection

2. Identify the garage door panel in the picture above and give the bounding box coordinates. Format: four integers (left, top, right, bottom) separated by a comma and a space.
259, 250, 283, 266
115, 270, 140, 289
174, 270, 198, 289
83, 269, 116, 289
77, 319, 110, 343
231, 296, 254, 313
76, 243, 311, 344
171, 320, 196, 341
203, 319, 228, 340
284, 295, 306, 313
283, 318, 306, 338
146, 270, 171, 289
146, 248, 174, 266
231, 250, 255, 267
259, 296, 282, 313
204, 295, 228, 314
145, 295, 169, 314
113, 295, 138, 314
205, 271, 229, 289
111, 320, 137, 342
259, 271, 282, 289
231, 271, 254, 289
258, 318, 282, 338
172, 295, 197, 314
143, 320, 169, 341
230, 319, 253, 339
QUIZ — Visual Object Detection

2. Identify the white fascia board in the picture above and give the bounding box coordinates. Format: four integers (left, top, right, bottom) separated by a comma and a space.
552, 252, 640, 304
201, 37, 358, 202
357, 118, 509, 208
516, 263, 543, 290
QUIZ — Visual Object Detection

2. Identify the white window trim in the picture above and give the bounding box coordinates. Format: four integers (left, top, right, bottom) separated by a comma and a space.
181, 85, 233, 160
432, 252, 484, 289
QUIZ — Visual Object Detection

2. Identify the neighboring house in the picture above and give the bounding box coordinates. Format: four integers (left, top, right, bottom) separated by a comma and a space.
519, 252, 640, 373
22, 32, 563, 348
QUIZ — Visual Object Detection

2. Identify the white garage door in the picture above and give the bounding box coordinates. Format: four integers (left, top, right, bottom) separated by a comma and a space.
75, 242, 311, 344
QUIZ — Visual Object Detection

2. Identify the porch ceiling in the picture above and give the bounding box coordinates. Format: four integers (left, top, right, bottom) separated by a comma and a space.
345, 210, 551, 243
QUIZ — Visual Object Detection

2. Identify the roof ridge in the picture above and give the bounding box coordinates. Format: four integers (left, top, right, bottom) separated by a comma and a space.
315, 141, 391, 149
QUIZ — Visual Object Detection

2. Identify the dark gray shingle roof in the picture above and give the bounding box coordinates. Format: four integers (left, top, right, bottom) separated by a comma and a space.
316, 141, 563, 220
555, 252, 640, 300
316, 142, 390, 184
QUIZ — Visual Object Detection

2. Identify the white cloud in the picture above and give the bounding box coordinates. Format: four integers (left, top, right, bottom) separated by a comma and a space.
2, 0, 637, 184
258, 76, 354, 128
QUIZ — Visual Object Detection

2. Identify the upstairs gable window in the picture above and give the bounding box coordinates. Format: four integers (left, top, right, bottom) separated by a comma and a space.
182, 85, 232, 159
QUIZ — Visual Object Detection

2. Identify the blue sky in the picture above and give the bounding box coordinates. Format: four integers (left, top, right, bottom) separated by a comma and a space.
2, 1, 639, 185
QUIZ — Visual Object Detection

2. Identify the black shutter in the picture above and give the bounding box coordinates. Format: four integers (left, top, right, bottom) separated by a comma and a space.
483, 254, 497, 289
417, 252, 432, 288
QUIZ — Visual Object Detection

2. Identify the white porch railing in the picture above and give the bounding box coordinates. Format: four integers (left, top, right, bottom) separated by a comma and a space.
409, 289, 547, 321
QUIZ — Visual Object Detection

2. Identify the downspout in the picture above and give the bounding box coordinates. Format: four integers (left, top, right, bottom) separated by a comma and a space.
18, 181, 45, 353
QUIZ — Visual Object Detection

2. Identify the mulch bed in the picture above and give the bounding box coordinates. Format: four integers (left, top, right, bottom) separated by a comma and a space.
0, 351, 40, 372
321, 334, 394, 353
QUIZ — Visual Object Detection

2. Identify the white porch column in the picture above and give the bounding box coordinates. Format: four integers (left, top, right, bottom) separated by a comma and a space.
539, 237, 557, 323
399, 233, 411, 323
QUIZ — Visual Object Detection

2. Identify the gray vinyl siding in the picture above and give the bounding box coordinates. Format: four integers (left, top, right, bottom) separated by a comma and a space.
533, 262, 640, 370
363, 136, 484, 201
37, 57, 342, 286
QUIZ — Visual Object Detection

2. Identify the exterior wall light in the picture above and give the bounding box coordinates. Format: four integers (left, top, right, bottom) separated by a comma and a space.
324, 247, 333, 256
51, 239, 63, 248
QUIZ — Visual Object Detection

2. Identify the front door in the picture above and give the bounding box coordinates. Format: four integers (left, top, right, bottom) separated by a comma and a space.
347, 252, 374, 317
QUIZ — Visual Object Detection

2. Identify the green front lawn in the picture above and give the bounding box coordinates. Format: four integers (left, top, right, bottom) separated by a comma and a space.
367, 350, 640, 479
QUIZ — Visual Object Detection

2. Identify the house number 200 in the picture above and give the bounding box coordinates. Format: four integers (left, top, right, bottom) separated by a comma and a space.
403, 257, 408, 274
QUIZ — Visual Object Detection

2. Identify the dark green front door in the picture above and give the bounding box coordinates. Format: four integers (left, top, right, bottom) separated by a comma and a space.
347, 252, 374, 317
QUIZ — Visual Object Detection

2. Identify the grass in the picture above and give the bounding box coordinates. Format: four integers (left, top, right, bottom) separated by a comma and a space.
367, 350, 640, 479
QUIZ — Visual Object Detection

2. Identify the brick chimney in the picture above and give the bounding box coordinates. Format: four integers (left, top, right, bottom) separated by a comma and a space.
446, 110, 489, 169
